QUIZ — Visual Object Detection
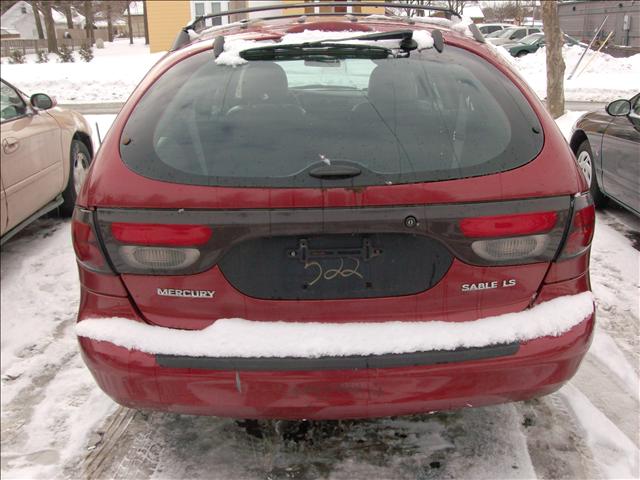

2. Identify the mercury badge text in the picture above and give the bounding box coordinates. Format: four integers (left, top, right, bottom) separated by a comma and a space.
157, 288, 215, 298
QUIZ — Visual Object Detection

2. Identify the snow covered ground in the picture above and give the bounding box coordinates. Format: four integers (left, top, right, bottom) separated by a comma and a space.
512, 45, 640, 103
0, 38, 163, 104
2, 32, 638, 105
1, 111, 639, 478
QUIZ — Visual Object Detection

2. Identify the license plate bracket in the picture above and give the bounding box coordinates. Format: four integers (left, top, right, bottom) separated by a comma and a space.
288, 238, 382, 263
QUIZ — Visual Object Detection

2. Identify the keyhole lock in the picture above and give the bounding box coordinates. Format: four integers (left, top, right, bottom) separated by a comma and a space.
404, 216, 418, 228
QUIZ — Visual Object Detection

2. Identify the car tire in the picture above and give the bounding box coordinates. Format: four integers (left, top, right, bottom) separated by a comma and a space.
60, 139, 91, 217
576, 139, 607, 207
516, 51, 528, 58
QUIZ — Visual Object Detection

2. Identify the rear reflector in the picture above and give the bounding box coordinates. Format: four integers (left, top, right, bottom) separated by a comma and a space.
460, 211, 558, 238
111, 223, 212, 246
471, 234, 547, 262
119, 246, 200, 270
72, 208, 111, 273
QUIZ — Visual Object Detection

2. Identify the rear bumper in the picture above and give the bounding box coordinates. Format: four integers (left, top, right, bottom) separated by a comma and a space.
78, 313, 594, 419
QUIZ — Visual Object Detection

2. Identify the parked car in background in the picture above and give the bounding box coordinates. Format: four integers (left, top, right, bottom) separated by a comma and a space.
0, 79, 93, 245
570, 94, 640, 216
503, 32, 581, 57
74, 5, 596, 420
486, 26, 542, 46
477, 23, 513, 36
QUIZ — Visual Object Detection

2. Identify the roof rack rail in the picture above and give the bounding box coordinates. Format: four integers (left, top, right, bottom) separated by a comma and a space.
171, 1, 461, 51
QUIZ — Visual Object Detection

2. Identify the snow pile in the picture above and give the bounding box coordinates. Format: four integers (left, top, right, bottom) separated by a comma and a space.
513, 44, 640, 102
450, 15, 475, 39
76, 292, 594, 358
215, 38, 256, 66
413, 29, 434, 50
409, 16, 454, 28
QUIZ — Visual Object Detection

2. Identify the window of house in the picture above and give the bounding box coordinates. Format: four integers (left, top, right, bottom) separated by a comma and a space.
210, 2, 221, 26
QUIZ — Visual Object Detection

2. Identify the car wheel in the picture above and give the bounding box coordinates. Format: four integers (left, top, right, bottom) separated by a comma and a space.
516, 51, 528, 58
60, 139, 91, 217
576, 139, 607, 207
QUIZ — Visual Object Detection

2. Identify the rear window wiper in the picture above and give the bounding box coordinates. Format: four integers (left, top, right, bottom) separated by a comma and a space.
240, 43, 390, 61
240, 30, 421, 61
324, 30, 418, 51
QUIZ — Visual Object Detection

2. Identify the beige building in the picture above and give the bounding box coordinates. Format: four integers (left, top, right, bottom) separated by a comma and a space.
146, 1, 385, 53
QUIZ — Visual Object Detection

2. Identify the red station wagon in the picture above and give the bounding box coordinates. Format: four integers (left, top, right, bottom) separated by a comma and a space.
74, 2, 596, 420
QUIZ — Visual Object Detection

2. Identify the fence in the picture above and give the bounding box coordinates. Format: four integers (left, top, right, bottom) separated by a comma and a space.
0, 38, 88, 57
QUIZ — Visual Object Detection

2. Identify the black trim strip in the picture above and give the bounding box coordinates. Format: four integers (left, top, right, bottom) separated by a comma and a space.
1, 195, 63, 246
156, 343, 519, 371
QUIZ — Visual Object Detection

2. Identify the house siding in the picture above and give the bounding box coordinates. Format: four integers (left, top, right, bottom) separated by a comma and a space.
147, 0, 191, 53
558, 0, 640, 48
146, 1, 386, 53
283, 0, 384, 16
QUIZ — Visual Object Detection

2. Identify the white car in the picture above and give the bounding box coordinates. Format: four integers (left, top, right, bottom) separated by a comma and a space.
486, 26, 543, 46
477, 23, 513, 36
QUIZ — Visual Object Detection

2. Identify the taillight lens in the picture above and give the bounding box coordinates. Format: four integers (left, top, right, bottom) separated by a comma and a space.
558, 194, 595, 260
119, 245, 200, 271
111, 223, 212, 246
103, 222, 212, 273
460, 211, 558, 238
460, 211, 558, 262
471, 234, 548, 262
72, 208, 111, 273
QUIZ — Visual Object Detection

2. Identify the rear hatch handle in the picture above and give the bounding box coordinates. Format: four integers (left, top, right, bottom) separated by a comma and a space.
309, 165, 361, 179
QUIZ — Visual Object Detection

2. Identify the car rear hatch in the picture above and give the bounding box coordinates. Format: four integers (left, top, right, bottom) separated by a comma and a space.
75, 31, 594, 330
83, 195, 581, 330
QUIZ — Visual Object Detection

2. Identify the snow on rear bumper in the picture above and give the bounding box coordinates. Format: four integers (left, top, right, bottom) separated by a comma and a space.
76, 292, 594, 359
76, 293, 595, 418
78, 315, 595, 419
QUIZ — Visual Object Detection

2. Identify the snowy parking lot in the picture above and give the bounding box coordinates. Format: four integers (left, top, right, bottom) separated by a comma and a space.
1, 190, 638, 479
1, 35, 640, 480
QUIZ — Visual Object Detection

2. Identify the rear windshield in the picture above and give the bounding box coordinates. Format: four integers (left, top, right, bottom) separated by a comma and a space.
121, 44, 543, 187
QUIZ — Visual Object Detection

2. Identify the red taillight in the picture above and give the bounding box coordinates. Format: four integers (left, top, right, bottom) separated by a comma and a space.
72, 208, 110, 273
460, 211, 558, 238
558, 201, 595, 260
111, 223, 212, 246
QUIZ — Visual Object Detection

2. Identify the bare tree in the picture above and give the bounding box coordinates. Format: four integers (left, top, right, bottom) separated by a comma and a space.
401, 0, 433, 18
513, 0, 526, 25
445, 0, 467, 17
486, 0, 526, 24
30, 1, 45, 40
142, 0, 149, 45
127, 2, 133, 45
82, 0, 94, 45
106, 1, 113, 42
41, 1, 59, 53
55, 0, 75, 29
542, 0, 565, 118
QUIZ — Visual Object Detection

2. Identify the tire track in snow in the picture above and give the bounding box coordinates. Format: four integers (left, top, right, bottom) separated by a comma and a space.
515, 395, 600, 480
559, 384, 640, 479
